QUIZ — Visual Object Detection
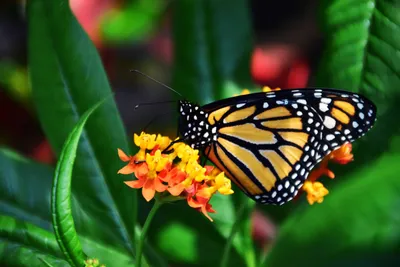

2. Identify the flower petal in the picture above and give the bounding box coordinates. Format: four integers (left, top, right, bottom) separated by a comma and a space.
200, 205, 214, 222
154, 177, 167, 192
124, 179, 145, 189
135, 163, 149, 177
168, 184, 185, 196
187, 197, 202, 208
142, 179, 156, 202
118, 148, 131, 162
118, 164, 135, 175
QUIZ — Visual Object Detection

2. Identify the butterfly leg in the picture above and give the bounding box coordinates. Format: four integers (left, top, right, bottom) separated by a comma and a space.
162, 138, 184, 154
200, 148, 211, 166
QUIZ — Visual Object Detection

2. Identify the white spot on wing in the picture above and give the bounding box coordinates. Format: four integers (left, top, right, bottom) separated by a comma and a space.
321, 98, 332, 104
323, 116, 336, 129
326, 134, 335, 141
319, 103, 329, 112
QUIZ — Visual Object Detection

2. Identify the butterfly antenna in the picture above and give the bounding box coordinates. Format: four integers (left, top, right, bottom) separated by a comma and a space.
134, 100, 177, 110
130, 69, 183, 97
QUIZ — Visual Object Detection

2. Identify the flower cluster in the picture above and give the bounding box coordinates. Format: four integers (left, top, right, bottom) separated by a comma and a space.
303, 143, 353, 204
118, 132, 233, 221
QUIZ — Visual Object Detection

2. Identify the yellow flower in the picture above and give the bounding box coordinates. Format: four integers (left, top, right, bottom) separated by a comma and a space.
185, 159, 207, 182
302, 181, 329, 205
234, 89, 251, 96
134, 132, 157, 150
174, 143, 199, 163
207, 172, 234, 195
216, 173, 234, 195
146, 150, 169, 173
155, 134, 171, 150
262, 86, 281, 92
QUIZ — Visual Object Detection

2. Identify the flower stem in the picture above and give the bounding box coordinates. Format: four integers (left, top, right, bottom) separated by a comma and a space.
219, 203, 246, 267
136, 199, 163, 267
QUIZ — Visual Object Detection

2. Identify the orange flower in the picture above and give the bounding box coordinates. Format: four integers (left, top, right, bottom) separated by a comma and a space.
329, 143, 354, 164
117, 149, 147, 176
307, 158, 335, 183
159, 167, 187, 196
302, 142, 354, 204
119, 148, 169, 202
186, 181, 216, 221
118, 132, 234, 221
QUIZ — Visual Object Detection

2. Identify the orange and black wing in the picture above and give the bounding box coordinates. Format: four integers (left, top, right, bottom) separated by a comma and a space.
202, 88, 376, 205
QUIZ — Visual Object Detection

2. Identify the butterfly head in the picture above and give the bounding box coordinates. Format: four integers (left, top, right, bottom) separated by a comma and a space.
178, 100, 214, 149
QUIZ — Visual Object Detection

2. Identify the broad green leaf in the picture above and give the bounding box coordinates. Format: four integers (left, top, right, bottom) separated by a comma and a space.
0, 148, 54, 231
0, 215, 68, 267
171, 0, 253, 103
0, 149, 136, 266
317, 0, 400, 157
0, 214, 136, 267
52, 100, 105, 266
264, 153, 400, 267
27, 0, 136, 256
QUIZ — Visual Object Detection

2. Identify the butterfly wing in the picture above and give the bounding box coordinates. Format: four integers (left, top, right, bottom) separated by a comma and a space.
202, 88, 376, 205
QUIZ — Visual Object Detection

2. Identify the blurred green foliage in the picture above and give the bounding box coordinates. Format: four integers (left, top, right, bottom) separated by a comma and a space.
0, 0, 399, 266
0, 60, 31, 106
101, 0, 166, 43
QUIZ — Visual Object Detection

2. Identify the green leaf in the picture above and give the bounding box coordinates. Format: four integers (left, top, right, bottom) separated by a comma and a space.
317, 0, 400, 157
0, 214, 136, 267
0, 215, 68, 267
0, 148, 136, 266
0, 148, 54, 231
52, 100, 105, 266
264, 153, 400, 267
27, 0, 136, 256
171, 0, 253, 104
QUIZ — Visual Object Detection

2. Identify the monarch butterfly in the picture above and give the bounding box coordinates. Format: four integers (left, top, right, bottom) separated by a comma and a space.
176, 88, 377, 205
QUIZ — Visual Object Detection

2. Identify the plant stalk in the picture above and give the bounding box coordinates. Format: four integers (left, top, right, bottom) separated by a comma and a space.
135, 199, 163, 267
